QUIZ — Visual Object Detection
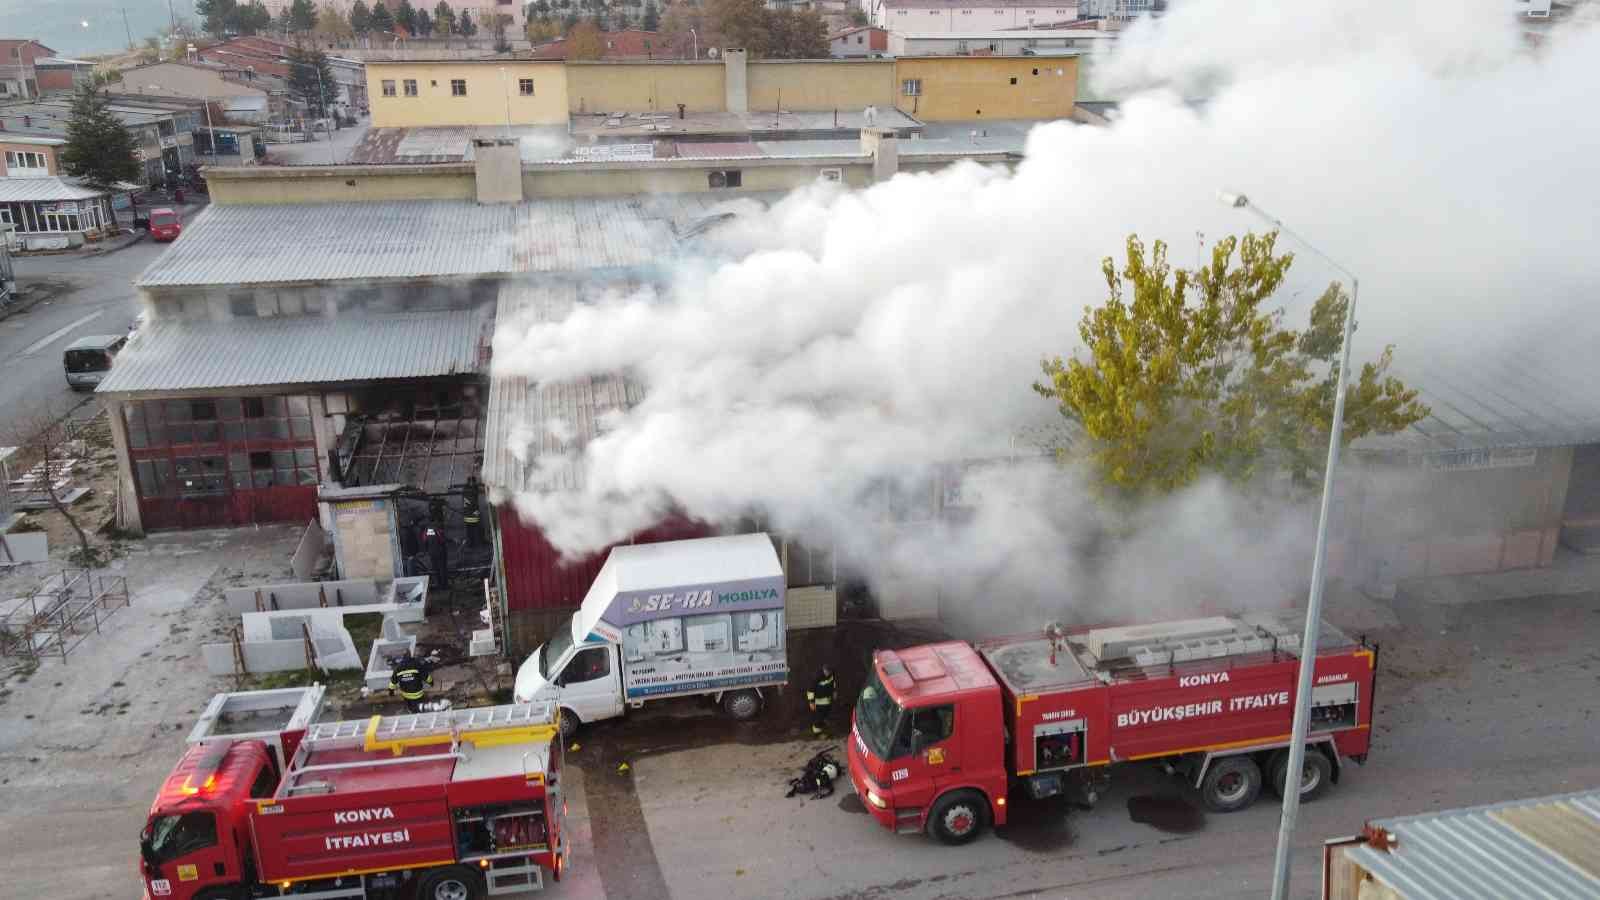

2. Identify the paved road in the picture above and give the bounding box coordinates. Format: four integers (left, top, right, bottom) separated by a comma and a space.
624, 588, 1600, 900
0, 240, 166, 429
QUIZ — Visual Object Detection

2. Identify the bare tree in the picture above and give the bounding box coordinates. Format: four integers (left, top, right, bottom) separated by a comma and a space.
6, 402, 95, 564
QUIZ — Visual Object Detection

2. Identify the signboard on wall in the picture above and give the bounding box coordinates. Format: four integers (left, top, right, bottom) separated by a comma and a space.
328, 498, 402, 579
1424, 447, 1538, 472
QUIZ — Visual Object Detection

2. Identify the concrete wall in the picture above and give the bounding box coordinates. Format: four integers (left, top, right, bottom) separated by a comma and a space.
203, 158, 875, 205
223, 578, 382, 613
894, 56, 1078, 121
206, 165, 476, 205
368, 61, 568, 127
1333, 446, 1576, 590
747, 60, 896, 112
565, 61, 726, 114
521, 160, 875, 197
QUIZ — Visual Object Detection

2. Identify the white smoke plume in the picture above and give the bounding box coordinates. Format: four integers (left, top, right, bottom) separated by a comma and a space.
494, 1, 1599, 629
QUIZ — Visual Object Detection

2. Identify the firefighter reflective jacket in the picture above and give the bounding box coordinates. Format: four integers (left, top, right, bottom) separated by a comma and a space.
390, 657, 434, 700
807, 672, 836, 707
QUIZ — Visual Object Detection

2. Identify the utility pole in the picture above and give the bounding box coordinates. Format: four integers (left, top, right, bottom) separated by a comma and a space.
122, 8, 135, 50
169, 0, 177, 34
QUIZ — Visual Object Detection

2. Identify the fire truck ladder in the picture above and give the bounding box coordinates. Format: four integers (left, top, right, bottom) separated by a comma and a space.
299, 702, 559, 756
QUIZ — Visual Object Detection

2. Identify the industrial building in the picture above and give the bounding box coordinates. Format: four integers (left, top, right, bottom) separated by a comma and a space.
365, 50, 1080, 129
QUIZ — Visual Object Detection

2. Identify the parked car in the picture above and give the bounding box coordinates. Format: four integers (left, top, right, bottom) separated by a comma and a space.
148, 208, 182, 242
64, 334, 128, 391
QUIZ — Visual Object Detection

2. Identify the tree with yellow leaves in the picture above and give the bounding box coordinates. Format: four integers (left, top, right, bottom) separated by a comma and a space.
1035, 233, 1428, 495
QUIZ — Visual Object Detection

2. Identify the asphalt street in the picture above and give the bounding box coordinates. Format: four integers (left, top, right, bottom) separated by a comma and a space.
0, 240, 164, 429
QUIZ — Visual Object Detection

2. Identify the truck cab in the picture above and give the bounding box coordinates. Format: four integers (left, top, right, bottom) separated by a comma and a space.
846, 642, 1009, 845
140, 740, 277, 900
514, 619, 625, 734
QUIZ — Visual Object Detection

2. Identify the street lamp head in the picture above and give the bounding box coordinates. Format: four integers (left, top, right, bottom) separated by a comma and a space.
1217, 191, 1249, 209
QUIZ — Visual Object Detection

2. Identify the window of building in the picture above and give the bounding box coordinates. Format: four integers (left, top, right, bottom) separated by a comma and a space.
1010, 76, 1018, 85
707, 169, 741, 189
381, 79, 396, 97
0, 207, 12, 226
518, 78, 534, 96
857, 35, 864, 43
451, 79, 467, 97
902, 78, 922, 96
403, 79, 418, 96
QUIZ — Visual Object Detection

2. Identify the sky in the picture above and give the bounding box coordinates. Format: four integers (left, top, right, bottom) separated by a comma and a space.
8, 0, 190, 58
491, 0, 1599, 626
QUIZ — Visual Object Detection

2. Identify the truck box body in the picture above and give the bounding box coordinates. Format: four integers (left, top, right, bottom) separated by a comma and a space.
984, 615, 1375, 777
251, 747, 460, 882
516, 534, 789, 716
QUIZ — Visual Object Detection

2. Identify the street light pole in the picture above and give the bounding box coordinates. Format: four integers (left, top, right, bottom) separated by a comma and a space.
689, 27, 698, 60
1219, 191, 1358, 900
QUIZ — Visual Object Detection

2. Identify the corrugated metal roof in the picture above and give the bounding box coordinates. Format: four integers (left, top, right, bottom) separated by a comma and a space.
0, 177, 107, 203
135, 195, 749, 289
483, 282, 645, 494
1353, 316, 1600, 454
1346, 789, 1600, 899
95, 310, 486, 394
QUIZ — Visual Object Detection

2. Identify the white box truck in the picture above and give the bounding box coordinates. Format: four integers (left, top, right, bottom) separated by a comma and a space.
513, 533, 790, 736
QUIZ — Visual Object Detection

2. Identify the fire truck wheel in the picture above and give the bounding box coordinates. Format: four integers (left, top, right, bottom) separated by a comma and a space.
722, 689, 763, 720
928, 790, 989, 845
1268, 748, 1333, 802
558, 707, 581, 739
1199, 756, 1262, 813
416, 864, 485, 900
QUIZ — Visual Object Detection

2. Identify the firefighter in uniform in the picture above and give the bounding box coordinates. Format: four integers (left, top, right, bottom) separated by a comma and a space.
462, 476, 484, 548
807, 665, 836, 735
389, 651, 438, 713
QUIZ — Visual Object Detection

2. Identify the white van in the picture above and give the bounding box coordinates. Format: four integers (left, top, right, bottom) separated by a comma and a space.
513, 533, 790, 737
63, 333, 128, 390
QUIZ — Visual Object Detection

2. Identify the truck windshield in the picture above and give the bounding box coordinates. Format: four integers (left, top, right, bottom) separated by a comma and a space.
141, 811, 218, 864
539, 614, 576, 680
855, 667, 904, 760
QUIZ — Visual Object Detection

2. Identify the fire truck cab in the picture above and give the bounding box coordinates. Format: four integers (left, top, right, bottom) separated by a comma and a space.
141, 697, 567, 900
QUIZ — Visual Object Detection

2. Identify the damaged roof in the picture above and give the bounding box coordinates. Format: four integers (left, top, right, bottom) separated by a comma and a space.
134, 194, 750, 288
482, 281, 646, 495
95, 310, 487, 394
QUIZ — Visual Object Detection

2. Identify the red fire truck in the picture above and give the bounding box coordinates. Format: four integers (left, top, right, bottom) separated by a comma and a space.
139, 688, 569, 900
847, 614, 1378, 844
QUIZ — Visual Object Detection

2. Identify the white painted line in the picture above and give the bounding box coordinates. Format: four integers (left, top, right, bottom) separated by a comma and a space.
18, 310, 105, 358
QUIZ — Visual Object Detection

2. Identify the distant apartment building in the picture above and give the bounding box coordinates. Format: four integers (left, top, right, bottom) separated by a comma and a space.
0, 39, 54, 99
1, 136, 62, 177
531, 29, 667, 61
830, 26, 890, 57
870, 0, 1078, 32
887, 27, 1117, 56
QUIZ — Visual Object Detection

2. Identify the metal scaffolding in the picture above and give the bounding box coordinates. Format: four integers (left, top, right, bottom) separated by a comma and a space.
0, 570, 131, 664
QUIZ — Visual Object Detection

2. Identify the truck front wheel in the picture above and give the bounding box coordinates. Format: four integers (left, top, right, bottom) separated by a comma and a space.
1199, 756, 1262, 813
416, 864, 485, 900
927, 790, 988, 845
1268, 748, 1332, 802
722, 689, 763, 720
557, 707, 581, 739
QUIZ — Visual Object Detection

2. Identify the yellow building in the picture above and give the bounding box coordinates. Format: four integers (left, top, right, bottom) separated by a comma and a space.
368, 60, 568, 128
893, 56, 1079, 121
364, 53, 1076, 127
565, 61, 725, 114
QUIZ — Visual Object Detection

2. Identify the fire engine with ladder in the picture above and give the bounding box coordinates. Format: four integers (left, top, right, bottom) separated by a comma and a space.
848, 613, 1380, 844
139, 687, 569, 900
